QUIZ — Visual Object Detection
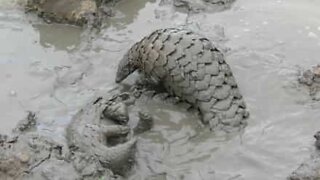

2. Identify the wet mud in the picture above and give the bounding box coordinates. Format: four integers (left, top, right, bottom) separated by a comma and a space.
298, 65, 320, 101
288, 131, 320, 180
287, 67, 320, 179
161, 0, 235, 14
25, 0, 114, 26
0, 92, 154, 180
2, 0, 320, 179
0, 112, 72, 180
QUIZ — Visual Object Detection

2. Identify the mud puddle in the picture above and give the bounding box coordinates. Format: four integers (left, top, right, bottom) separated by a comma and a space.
1, 0, 320, 179
0, 2, 84, 134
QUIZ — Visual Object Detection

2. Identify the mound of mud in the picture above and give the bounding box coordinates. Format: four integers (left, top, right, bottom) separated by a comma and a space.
161, 0, 236, 13
298, 65, 320, 101
25, 0, 114, 26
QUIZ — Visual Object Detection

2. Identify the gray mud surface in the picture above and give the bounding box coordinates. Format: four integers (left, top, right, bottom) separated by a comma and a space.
288, 132, 320, 180
1, 0, 320, 179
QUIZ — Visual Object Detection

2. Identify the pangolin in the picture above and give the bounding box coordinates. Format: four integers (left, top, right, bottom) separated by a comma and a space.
115, 28, 248, 130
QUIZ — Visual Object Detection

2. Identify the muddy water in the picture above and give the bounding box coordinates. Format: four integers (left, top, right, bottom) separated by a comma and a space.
1, 0, 320, 179
0, 2, 82, 134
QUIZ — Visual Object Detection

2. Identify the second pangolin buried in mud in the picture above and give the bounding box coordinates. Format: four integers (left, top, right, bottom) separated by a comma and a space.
116, 28, 249, 131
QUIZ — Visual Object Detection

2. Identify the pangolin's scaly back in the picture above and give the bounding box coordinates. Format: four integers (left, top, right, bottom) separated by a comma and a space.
116, 28, 248, 130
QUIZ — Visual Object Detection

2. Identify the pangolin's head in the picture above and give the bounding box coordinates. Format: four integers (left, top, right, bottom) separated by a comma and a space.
115, 52, 137, 83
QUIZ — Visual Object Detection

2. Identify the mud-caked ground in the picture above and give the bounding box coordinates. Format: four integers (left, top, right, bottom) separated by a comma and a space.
0, 112, 80, 180
2, 0, 320, 179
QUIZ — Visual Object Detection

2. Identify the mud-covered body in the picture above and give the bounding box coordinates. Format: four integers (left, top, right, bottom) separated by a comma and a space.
66, 95, 136, 176
116, 28, 248, 130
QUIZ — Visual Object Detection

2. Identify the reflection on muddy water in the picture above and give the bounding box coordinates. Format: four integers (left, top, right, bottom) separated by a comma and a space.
33, 24, 82, 51
1, 0, 320, 179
